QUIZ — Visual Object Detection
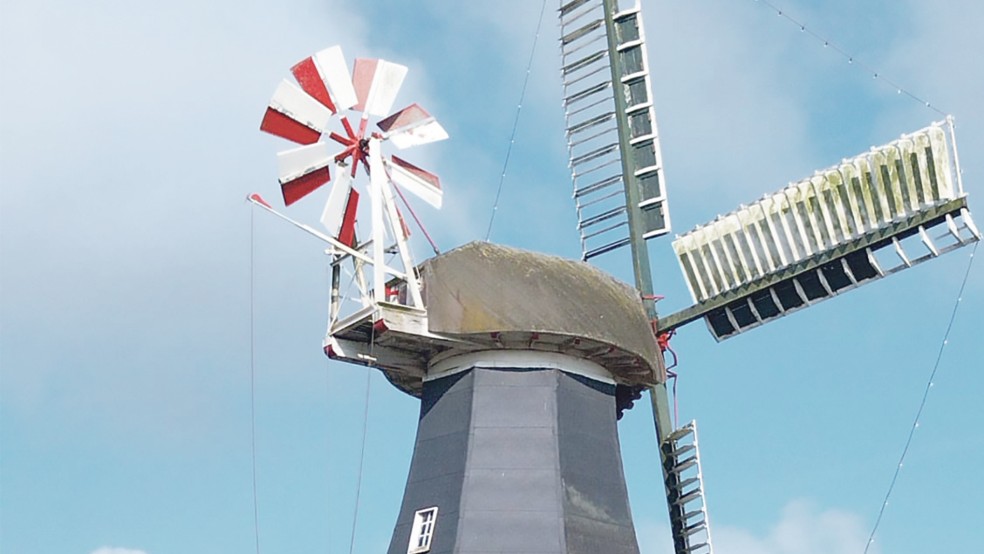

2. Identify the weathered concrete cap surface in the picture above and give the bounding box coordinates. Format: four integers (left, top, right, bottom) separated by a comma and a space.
421, 241, 664, 385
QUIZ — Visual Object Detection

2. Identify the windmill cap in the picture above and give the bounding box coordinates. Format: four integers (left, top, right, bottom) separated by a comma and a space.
421, 241, 665, 387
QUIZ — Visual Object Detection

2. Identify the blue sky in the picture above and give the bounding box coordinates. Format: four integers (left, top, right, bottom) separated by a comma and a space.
1, 1, 981, 553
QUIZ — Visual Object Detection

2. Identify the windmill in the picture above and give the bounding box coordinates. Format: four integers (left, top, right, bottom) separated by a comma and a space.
253, 45, 667, 553
248, 4, 980, 554
250, 45, 448, 339
558, 1, 980, 553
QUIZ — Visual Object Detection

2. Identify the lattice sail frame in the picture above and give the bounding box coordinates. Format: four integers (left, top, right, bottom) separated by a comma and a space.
560, 0, 670, 261
251, 46, 448, 343
666, 118, 980, 340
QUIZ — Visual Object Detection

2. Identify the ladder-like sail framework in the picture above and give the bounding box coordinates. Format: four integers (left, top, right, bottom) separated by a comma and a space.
560, 0, 670, 261
663, 421, 713, 554
664, 119, 980, 340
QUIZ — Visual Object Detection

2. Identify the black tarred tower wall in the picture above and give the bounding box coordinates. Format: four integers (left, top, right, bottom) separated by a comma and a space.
386, 362, 641, 554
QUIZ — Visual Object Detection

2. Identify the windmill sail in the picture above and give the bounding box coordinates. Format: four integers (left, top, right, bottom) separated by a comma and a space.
664, 421, 714, 554
560, 0, 669, 261
664, 119, 980, 340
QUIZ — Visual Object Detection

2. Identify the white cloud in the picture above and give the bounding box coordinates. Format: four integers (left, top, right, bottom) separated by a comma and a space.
0, 0, 371, 441
90, 548, 148, 554
638, 499, 878, 554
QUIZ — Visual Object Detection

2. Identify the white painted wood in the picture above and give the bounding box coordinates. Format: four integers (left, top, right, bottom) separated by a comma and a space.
320, 162, 352, 235
385, 158, 442, 209
314, 46, 358, 112
388, 119, 449, 149
276, 142, 331, 183
427, 350, 615, 384
269, 79, 332, 132
369, 138, 387, 306
365, 60, 407, 117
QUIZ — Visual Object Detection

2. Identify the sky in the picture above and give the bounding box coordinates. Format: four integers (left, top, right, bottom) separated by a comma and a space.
1, 0, 982, 553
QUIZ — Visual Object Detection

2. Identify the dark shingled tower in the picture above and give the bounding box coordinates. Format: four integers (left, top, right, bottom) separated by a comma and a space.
386, 362, 640, 554
327, 242, 665, 553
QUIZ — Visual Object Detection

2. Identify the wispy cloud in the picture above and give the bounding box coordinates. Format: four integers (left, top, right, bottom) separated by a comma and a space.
91, 547, 148, 554
638, 499, 878, 554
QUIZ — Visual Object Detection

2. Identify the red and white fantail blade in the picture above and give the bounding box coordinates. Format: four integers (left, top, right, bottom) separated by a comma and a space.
291, 57, 335, 112
314, 46, 358, 112
277, 143, 332, 206
385, 156, 442, 209
260, 80, 333, 145
352, 58, 408, 117
277, 142, 332, 183
338, 188, 360, 247
377, 103, 449, 149
320, 163, 352, 235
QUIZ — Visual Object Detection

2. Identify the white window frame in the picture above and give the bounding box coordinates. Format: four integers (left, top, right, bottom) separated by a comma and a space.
407, 506, 438, 554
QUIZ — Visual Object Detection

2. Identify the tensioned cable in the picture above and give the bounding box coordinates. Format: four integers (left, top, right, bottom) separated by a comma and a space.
325, 262, 334, 553
340, 218, 375, 554
484, 0, 549, 241
750, 0, 947, 116
387, 170, 441, 256
347, 345, 374, 554
863, 241, 978, 553
249, 209, 261, 554
326, 357, 333, 553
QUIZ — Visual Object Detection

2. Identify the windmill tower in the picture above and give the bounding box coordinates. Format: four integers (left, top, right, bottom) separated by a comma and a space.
249, 2, 980, 554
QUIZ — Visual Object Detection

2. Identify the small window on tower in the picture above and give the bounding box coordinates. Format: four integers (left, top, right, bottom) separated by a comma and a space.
407, 506, 438, 554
